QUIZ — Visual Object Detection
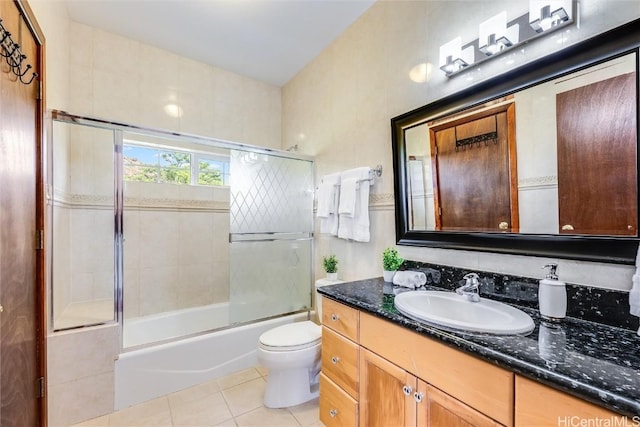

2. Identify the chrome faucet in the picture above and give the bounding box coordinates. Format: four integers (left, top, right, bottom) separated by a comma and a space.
456, 273, 481, 302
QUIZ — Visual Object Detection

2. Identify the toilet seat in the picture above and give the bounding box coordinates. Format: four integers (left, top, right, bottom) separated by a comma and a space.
259, 321, 321, 352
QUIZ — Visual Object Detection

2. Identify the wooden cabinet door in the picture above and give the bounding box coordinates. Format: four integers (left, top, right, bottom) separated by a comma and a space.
417, 381, 503, 427
0, 1, 45, 425
359, 348, 416, 427
556, 72, 637, 235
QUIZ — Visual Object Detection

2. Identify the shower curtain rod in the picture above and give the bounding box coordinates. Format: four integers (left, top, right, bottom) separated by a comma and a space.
50, 109, 315, 162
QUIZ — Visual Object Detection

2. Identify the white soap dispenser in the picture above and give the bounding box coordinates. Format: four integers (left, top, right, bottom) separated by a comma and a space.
538, 263, 567, 321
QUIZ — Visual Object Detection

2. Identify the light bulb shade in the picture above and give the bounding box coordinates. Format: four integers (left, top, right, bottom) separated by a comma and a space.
479, 12, 519, 56
479, 12, 506, 50
439, 37, 463, 68
529, 0, 571, 33
439, 37, 474, 75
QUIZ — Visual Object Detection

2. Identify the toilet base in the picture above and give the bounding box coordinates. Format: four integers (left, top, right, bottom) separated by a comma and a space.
263, 366, 319, 408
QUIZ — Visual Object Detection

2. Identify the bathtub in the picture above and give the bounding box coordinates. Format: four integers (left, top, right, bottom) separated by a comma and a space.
123, 302, 230, 348
114, 307, 310, 410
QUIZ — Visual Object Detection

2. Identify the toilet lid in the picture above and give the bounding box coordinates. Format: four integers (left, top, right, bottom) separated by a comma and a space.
259, 321, 321, 351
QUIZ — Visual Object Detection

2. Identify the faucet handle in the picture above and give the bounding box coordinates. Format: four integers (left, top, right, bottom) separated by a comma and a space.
463, 273, 479, 285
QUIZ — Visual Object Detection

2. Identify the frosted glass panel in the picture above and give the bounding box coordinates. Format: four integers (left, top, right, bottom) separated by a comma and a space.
229, 238, 312, 324
230, 151, 314, 233
229, 150, 314, 324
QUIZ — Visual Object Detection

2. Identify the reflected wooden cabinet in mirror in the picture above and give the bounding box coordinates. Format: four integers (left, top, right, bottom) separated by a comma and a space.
391, 19, 640, 264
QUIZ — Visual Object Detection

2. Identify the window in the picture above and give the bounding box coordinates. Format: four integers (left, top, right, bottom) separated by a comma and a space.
123, 144, 229, 186
196, 155, 230, 186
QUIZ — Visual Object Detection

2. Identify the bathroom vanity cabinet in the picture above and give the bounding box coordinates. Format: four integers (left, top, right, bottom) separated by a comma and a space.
320, 297, 625, 427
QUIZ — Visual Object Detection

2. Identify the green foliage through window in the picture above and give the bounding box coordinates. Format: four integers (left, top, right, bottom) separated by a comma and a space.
123, 144, 228, 186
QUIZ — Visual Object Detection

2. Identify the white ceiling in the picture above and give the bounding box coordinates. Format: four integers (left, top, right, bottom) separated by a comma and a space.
64, 0, 376, 87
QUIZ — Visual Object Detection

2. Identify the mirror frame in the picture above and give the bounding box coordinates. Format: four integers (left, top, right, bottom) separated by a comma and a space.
392, 18, 640, 265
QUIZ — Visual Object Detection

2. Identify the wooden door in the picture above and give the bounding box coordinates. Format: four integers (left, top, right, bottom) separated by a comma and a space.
359, 348, 416, 427
0, 1, 45, 425
431, 104, 518, 232
556, 72, 637, 235
416, 381, 503, 427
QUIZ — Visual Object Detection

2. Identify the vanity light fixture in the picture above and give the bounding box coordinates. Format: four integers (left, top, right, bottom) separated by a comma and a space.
529, 0, 571, 33
438, 1, 574, 77
439, 37, 474, 76
479, 12, 520, 56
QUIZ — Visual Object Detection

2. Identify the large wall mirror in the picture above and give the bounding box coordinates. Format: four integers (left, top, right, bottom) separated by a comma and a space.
392, 19, 640, 264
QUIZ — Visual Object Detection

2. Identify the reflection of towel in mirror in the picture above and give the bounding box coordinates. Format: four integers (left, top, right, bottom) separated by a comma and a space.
317, 173, 341, 236
393, 271, 427, 289
630, 244, 640, 336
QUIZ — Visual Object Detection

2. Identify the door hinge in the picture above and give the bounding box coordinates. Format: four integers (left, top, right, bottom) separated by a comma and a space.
36, 229, 44, 250
438, 207, 442, 216
37, 377, 45, 398
37, 81, 42, 101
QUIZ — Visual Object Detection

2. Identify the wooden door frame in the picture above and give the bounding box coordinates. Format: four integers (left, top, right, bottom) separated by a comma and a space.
12, 1, 47, 425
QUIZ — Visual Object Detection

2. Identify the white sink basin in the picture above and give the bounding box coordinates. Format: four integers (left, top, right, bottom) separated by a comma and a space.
394, 290, 535, 335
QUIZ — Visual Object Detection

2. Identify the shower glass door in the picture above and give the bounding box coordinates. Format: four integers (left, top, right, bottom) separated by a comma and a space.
50, 120, 116, 330
229, 150, 314, 324
50, 111, 315, 348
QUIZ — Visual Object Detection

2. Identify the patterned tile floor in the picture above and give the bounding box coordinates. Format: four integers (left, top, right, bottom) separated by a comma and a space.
70, 367, 324, 427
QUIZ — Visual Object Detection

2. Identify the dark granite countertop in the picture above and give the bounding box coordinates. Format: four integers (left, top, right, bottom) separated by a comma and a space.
317, 277, 640, 417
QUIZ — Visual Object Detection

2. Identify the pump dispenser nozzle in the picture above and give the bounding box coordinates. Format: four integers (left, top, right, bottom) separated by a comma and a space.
543, 263, 558, 280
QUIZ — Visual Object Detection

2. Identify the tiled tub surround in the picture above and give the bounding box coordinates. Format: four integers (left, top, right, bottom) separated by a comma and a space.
317, 264, 640, 416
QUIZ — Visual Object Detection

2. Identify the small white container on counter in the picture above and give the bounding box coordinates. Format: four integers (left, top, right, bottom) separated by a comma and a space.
538, 263, 567, 321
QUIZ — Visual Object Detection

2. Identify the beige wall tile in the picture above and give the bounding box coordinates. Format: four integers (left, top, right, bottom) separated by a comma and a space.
48, 372, 115, 427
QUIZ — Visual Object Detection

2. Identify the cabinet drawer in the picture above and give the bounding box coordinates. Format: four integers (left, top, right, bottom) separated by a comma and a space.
515, 375, 623, 426
322, 326, 359, 398
320, 373, 358, 427
360, 312, 514, 427
322, 297, 359, 341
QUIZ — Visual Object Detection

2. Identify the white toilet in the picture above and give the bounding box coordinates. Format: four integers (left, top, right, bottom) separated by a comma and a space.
257, 278, 343, 408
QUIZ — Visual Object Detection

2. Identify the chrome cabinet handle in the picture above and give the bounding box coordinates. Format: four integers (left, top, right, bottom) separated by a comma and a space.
331, 313, 339, 321
414, 391, 424, 403
499, 221, 509, 230
329, 409, 338, 418
402, 385, 412, 396
331, 356, 340, 364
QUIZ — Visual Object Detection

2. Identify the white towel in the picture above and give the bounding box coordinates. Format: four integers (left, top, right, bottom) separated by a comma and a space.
630, 244, 640, 336
337, 167, 371, 242
317, 173, 341, 236
393, 271, 427, 289
338, 177, 357, 217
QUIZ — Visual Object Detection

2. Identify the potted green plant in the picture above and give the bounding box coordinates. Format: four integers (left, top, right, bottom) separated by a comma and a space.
322, 254, 339, 281
382, 247, 404, 282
